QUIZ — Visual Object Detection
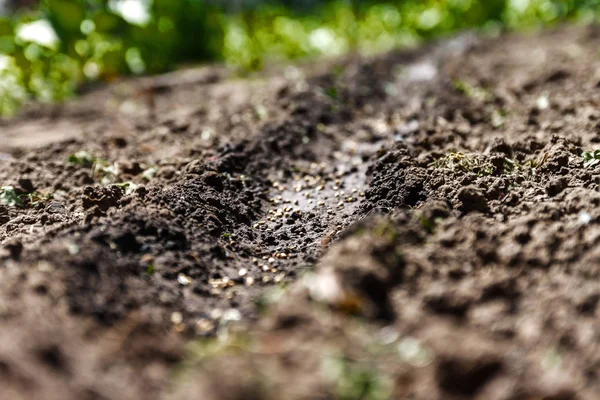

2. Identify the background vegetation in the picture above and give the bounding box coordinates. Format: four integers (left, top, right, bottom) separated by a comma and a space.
1, 0, 600, 115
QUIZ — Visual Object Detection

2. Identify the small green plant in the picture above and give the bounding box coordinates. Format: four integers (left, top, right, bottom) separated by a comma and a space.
142, 166, 158, 181
431, 152, 494, 176
113, 181, 138, 195
418, 214, 444, 234
0, 186, 23, 207
582, 150, 600, 168
490, 108, 509, 128
325, 86, 340, 100
146, 264, 155, 276
94, 161, 119, 185
25, 191, 52, 205
504, 152, 548, 178
453, 80, 493, 102
322, 355, 392, 400
67, 151, 95, 167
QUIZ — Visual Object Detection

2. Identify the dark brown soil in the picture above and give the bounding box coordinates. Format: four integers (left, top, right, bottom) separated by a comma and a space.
0, 25, 599, 400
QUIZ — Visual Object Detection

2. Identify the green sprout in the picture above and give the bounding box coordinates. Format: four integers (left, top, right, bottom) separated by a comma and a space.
431, 152, 494, 176
68, 151, 128, 185
490, 108, 509, 128
0, 186, 23, 207
94, 162, 120, 184
582, 150, 600, 168
67, 151, 95, 167
322, 355, 392, 400
325, 86, 339, 100
504, 153, 548, 178
24, 191, 52, 205
142, 166, 158, 181
418, 214, 444, 234
146, 264, 155, 276
113, 181, 138, 195
453, 80, 493, 102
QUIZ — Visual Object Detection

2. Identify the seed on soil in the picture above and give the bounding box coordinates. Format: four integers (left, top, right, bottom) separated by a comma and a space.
578, 211, 592, 224
245, 277, 255, 286
195, 319, 215, 334
177, 273, 192, 286
397, 337, 432, 367
238, 268, 248, 277
268, 257, 276, 263
210, 309, 223, 320
66, 242, 80, 255
37, 261, 54, 272
536, 94, 550, 110
170, 312, 183, 325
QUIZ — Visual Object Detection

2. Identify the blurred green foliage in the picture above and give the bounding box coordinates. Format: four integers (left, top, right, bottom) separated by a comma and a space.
1, 0, 600, 115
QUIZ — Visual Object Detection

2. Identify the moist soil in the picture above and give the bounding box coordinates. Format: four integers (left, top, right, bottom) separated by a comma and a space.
0, 25, 599, 400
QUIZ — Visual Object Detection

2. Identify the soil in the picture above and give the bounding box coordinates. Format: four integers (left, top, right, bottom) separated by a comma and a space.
0, 25, 599, 400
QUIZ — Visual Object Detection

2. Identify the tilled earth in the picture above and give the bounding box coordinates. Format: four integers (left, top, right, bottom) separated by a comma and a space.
0, 25, 599, 400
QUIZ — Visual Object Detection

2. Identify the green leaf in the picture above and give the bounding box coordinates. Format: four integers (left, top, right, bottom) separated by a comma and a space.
91, 10, 127, 33
113, 181, 138, 195
68, 151, 95, 166
583, 150, 600, 168
45, 0, 87, 35
0, 186, 23, 207
142, 166, 158, 181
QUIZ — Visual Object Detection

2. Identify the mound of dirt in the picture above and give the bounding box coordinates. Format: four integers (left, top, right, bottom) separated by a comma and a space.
0, 25, 599, 399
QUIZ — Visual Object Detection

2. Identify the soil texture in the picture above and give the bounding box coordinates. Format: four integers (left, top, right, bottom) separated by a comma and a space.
0, 25, 599, 400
